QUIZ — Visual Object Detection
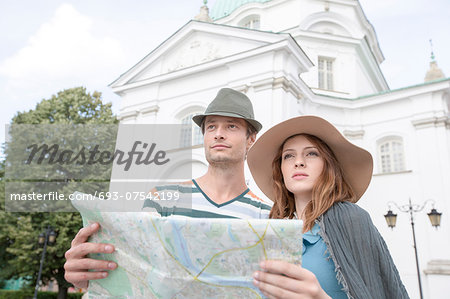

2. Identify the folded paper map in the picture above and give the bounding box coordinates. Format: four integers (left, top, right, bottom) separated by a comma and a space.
72, 192, 303, 298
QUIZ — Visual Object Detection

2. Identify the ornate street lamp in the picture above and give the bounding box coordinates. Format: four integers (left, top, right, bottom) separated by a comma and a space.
384, 199, 442, 299
427, 208, 442, 228
383, 209, 397, 229
33, 226, 57, 299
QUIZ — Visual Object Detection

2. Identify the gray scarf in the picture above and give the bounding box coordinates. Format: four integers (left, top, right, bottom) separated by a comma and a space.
317, 202, 410, 299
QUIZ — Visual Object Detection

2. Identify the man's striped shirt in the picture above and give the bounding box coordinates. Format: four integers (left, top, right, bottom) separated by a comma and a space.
143, 179, 272, 219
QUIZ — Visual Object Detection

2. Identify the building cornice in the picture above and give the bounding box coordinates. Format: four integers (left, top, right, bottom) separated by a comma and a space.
424, 260, 450, 275
118, 110, 138, 121
140, 105, 160, 115
343, 129, 365, 140
310, 78, 450, 109
110, 20, 296, 89
412, 116, 450, 129
353, 0, 384, 63
252, 76, 302, 99
112, 38, 312, 94
119, 105, 160, 121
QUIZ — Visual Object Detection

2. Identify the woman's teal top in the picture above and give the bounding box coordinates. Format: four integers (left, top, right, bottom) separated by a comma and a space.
302, 223, 347, 299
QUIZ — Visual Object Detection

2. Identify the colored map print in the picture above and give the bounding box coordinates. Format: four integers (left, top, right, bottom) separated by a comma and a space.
72, 194, 303, 298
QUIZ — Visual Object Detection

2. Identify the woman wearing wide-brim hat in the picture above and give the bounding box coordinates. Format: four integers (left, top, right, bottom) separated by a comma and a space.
248, 116, 409, 299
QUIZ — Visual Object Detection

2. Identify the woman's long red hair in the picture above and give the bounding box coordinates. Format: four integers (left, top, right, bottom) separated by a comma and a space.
269, 134, 356, 232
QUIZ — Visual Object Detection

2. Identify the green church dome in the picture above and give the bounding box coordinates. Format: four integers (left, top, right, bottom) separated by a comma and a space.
210, 0, 272, 20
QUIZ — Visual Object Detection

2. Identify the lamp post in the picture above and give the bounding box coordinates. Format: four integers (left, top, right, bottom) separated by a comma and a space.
384, 199, 442, 299
33, 226, 57, 299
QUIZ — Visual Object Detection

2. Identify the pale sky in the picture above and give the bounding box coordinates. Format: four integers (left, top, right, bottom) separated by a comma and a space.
1, 0, 449, 149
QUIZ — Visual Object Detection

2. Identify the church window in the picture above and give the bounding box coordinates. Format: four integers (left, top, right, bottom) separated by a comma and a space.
180, 113, 203, 148
318, 57, 334, 90
378, 137, 405, 173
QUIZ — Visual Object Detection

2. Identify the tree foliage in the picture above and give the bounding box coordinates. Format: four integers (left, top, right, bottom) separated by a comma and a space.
1, 87, 118, 298
12, 88, 117, 125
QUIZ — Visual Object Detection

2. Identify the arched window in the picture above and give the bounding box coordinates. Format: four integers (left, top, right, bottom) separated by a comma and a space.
377, 137, 405, 173
238, 15, 260, 30
180, 113, 203, 148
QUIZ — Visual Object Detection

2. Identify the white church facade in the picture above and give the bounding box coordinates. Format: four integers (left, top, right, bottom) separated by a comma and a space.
110, 0, 450, 297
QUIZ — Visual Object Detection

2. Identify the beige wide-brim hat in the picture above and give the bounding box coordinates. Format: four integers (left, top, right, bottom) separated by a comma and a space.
247, 115, 373, 202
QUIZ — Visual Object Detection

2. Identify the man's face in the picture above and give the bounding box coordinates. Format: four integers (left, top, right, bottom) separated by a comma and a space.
203, 115, 255, 167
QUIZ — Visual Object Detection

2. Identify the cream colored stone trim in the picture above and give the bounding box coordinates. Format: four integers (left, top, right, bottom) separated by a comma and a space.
343, 129, 365, 139
424, 259, 450, 275
411, 116, 449, 129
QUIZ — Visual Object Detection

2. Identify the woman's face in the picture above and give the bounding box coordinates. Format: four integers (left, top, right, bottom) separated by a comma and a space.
280, 135, 325, 200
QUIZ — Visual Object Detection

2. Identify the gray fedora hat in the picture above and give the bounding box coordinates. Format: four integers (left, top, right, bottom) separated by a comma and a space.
192, 88, 262, 132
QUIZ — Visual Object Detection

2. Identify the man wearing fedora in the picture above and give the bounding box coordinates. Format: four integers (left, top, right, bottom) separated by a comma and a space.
64, 88, 272, 288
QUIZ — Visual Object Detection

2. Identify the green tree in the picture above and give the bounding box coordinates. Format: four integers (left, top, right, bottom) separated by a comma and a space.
12, 87, 117, 125
1, 87, 118, 299
0, 160, 16, 289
